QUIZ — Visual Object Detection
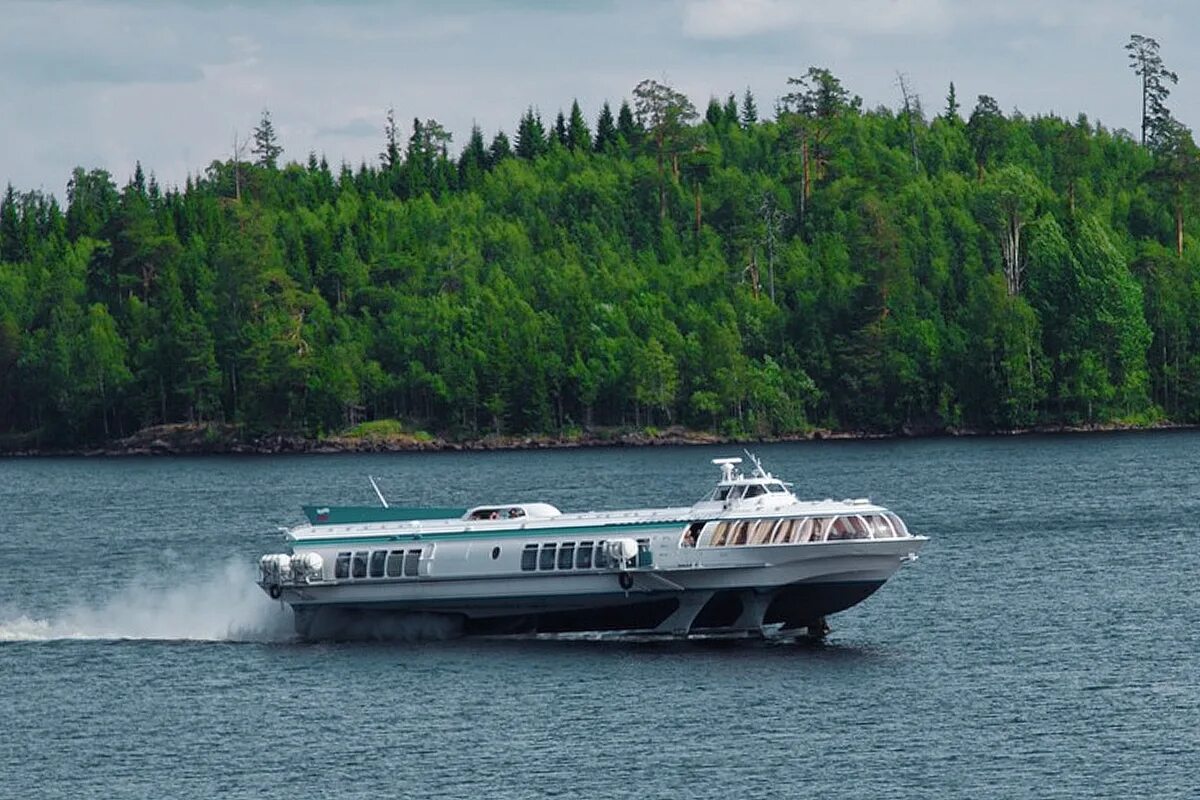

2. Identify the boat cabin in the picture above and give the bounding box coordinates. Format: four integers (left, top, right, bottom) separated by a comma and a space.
703, 456, 796, 506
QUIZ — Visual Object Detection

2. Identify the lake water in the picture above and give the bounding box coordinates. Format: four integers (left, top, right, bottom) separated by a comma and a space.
1, 434, 1197, 798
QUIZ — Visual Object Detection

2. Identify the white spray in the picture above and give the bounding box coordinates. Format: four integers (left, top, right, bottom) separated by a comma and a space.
0, 558, 294, 643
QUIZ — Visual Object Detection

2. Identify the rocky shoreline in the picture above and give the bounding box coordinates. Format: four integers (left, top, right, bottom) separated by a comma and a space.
0, 420, 1195, 457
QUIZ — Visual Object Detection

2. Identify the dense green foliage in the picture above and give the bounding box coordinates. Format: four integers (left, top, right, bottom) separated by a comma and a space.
3, 72, 1200, 446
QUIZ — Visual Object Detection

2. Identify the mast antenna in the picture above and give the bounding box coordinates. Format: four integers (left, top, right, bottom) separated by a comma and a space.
368, 475, 389, 508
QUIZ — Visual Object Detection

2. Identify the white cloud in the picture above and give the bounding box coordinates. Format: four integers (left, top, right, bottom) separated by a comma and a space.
681, 0, 954, 40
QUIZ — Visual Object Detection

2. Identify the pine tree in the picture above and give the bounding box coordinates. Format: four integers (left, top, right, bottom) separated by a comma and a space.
251, 109, 283, 169
723, 93, 740, 126
459, 124, 489, 186
1126, 34, 1178, 147
381, 107, 401, 170
553, 110, 568, 147
616, 100, 638, 145
594, 102, 617, 153
944, 82, 960, 121
489, 130, 513, 164
567, 100, 591, 152
515, 108, 547, 159
740, 88, 758, 127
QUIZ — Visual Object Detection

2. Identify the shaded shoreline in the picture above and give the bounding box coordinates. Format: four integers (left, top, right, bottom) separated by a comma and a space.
1, 420, 1196, 457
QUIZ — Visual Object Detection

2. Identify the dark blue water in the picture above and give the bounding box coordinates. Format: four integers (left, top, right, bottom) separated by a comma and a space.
2, 435, 1198, 798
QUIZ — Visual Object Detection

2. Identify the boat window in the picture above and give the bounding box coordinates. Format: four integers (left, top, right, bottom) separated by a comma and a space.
403, 549, 420, 577
866, 515, 894, 539
726, 485, 746, 501
731, 520, 752, 546
712, 486, 732, 501
386, 550, 405, 577
848, 516, 871, 539
507, 507, 526, 519
749, 519, 774, 544
521, 544, 538, 571
558, 543, 575, 569
539, 544, 557, 570
594, 541, 610, 568
369, 550, 387, 578
681, 522, 702, 548
709, 522, 730, 547
812, 518, 834, 542
766, 482, 787, 494
743, 484, 766, 498
335, 552, 351, 579
351, 551, 368, 579
791, 518, 812, 543
576, 541, 594, 569
828, 517, 855, 541
770, 518, 792, 543
885, 513, 910, 536
492, 546, 502, 559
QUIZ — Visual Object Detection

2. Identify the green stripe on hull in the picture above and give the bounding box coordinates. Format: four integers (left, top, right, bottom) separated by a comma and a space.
302, 505, 469, 525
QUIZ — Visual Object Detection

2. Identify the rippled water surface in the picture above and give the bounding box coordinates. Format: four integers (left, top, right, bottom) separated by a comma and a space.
2, 435, 1198, 798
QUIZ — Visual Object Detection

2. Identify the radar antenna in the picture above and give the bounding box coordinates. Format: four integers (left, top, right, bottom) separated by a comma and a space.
711, 457, 742, 482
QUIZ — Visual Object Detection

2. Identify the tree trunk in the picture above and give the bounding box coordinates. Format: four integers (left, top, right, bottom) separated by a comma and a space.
1176, 202, 1183, 257
694, 182, 702, 237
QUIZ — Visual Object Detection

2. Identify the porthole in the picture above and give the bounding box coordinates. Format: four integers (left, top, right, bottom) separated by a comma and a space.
491, 546, 501, 560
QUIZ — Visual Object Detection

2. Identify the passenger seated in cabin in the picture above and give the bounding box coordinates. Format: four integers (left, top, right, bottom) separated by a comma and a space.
488, 510, 500, 520
508, 507, 524, 518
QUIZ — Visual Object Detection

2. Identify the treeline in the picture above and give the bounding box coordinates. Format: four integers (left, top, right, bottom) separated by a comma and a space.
3, 50, 1200, 446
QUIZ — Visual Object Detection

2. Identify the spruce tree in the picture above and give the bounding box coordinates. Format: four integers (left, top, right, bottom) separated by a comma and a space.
251, 109, 283, 169
616, 100, 638, 145
740, 88, 758, 127
567, 100, 591, 152
594, 101, 617, 153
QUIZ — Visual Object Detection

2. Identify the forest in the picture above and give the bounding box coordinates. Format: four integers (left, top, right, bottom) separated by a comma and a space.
2, 37, 1200, 447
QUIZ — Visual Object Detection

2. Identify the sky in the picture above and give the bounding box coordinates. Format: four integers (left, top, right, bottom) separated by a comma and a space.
1, 0, 1197, 197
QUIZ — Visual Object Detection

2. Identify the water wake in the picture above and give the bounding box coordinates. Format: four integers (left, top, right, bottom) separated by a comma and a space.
0, 559, 294, 643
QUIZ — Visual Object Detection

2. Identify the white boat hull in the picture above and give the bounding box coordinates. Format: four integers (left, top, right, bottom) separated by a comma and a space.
275, 539, 923, 640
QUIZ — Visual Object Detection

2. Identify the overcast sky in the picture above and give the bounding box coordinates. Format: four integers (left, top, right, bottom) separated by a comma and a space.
2, 0, 1197, 197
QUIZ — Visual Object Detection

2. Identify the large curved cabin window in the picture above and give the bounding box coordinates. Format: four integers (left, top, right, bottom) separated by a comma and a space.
866, 514, 895, 539
576, 541, 594, 569
885, 513, 910, 537
681, 523, 703, 548
813, 518, 835, 542
748, 519, 774, 544
711, 486, 732, 501
726, 486, 746, 502
794, 518, 815, 543
827, 517, 853, 541
768, 518, 791, 543
369, 550, 387, 578
386, 550, 405, 577
709, 522, 731, 547
558, 543, 575, 570
765, 482, 787, 494
846, 515, 871, 540
730, 520, 752, 546
743, 484, 766, 499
